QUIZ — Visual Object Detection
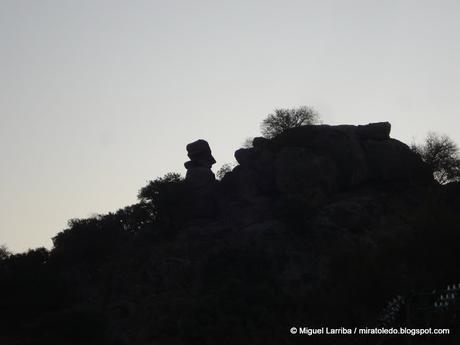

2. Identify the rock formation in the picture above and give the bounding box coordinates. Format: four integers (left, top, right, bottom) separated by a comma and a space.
181, 139, 218, 220
217, 122, 433, 225
184, 139, 216, 188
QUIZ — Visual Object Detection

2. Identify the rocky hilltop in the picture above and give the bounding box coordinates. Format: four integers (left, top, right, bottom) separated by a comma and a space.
217, 122, 432, 224
1, 122, 459, 345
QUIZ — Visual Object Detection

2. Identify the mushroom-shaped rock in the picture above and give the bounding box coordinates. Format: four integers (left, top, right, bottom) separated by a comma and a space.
184, 139, 216, 187
186, 139, 216, 168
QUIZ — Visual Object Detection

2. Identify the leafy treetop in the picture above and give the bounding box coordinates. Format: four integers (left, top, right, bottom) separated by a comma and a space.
260, 106, 320, 138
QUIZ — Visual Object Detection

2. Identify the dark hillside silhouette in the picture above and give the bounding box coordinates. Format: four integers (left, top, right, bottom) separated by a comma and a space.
1, 122, 459, 345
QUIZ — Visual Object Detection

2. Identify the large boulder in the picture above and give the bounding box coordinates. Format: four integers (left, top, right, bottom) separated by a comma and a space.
316, 196, 383, 233
234, 148, 254, 166
252, 137, 271, 150
272, 125, 368, 189
363, 138, 432, 182
274, 147, 338, 196
357, 122, 391, 140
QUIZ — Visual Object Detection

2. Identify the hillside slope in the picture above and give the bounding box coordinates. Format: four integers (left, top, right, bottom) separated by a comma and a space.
1, 123, 459, 345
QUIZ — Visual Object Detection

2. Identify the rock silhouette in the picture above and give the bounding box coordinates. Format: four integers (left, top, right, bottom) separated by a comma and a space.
184, 139, 216, 188
217, 122, 432, 226
1, 122, 459, 345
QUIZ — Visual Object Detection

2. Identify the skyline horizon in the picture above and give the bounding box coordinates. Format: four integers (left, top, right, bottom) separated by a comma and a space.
1, 115, 453, 253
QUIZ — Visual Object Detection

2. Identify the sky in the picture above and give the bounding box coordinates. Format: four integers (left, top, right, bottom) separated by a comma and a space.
1, 0, 459, 252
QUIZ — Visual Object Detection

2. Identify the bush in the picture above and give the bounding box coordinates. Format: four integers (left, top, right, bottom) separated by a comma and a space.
216, 163, 236, 180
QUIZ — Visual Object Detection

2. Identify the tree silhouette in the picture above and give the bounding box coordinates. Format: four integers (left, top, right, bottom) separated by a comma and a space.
411, 133, 460, 184
260, 106, 320, 138
137, 172, 184, 223
0, 245, 10, 261
242, 137, 254, 148
138, 172, 183, 203
216, 163, 235, 180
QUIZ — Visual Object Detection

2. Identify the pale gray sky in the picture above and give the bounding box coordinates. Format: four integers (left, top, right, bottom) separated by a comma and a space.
1, 0, 459, 252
